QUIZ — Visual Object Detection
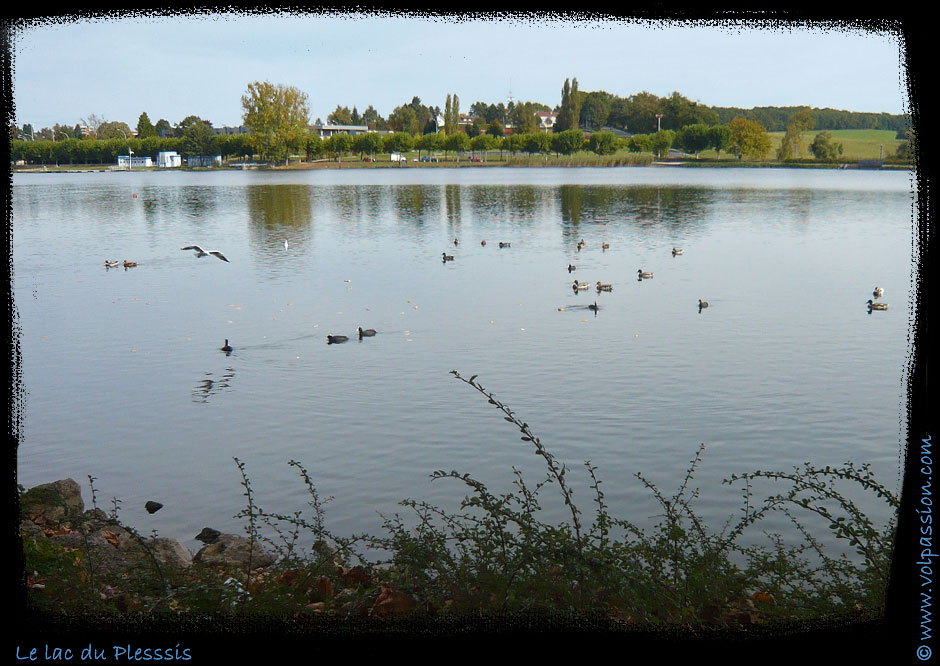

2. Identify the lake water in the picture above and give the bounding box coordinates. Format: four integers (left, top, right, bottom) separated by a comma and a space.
12, 166, 915, 558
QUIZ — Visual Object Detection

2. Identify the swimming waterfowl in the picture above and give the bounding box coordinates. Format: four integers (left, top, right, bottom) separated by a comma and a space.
698, 300, 709, 309
358, 327, 377, 338
596, 281, 613, 292
104, 260, 121, 269
867, 300, 889, 311
672, 248, 684, 256
481, 240, 486, 246
181, 245, 229, 262
442, 252, 455, 262
602, 242, 610, 250
588, 301, 600, 311
498, 242, 511, 248
454, 238, 460, 246
327, 335, 349, 344
568, 264, 577, 272
873, 287, 884, 299
123, 260, 138, 268
220, 339, 233, 352
576, 240, 585, 251
572, 280, 589, 290
637, 269, 653, 279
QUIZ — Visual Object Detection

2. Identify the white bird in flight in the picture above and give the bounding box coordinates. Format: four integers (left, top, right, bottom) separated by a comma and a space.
181, 245, 229, 262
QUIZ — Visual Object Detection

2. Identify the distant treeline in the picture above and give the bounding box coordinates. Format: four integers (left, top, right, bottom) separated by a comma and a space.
711, 106, 909, 134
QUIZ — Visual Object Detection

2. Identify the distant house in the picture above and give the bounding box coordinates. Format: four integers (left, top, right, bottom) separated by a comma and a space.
157, 151, 181, 168
311, 124, 370, 138
536, 111, 558, 131
116, 155, 153, 168
214, 125, 250, 136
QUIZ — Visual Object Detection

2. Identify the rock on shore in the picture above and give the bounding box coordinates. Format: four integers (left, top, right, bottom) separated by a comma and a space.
20, 478, 276, 573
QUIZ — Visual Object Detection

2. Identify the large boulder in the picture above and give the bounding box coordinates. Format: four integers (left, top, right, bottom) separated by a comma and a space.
20, 479, 84, 522
193, 534, 276, 569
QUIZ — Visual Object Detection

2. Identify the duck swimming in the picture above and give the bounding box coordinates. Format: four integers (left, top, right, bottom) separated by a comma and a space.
602, 242, 610, 250
596, 281, 613, 292
481, 240, 486, 246
220, 339, 233, 353
442, 252, 455, 262
498, 242, 511, 248
637, 269, 653, 279
588, 301, 600, 312
867, 300, 889, 311
698, 300, 709, 309
572, 280, 589, 291
873, 287, 884, 299
358, 327, 377, 338
327, 335, 349, 344
181, 245, 229, 262
104, 260, 121, 269
123, 260, 138, 269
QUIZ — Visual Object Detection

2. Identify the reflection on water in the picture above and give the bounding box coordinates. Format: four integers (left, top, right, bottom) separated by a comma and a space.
192, 367, 236, 404
12, 168, 913, 555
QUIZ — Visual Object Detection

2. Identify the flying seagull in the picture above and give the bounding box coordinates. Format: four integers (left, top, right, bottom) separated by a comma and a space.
181, 245, 229, 262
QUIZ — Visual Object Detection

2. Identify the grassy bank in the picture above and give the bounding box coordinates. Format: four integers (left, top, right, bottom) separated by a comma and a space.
21, 372, 896, 631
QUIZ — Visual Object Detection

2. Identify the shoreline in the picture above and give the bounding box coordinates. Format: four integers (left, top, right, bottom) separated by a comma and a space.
12, 159, 913, 174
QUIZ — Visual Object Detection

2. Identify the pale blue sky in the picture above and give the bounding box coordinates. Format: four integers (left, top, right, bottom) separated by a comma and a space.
11, 13, 908, 131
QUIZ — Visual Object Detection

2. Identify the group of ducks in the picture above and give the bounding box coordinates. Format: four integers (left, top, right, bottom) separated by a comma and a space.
867, 287, 889, 311
327, 327, 377, 345
104, 260, 137, 270
568, 240, 701, 314
445, 238, 511, 262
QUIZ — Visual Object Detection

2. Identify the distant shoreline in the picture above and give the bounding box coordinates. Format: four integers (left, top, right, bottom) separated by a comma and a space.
12, 159, 913, 174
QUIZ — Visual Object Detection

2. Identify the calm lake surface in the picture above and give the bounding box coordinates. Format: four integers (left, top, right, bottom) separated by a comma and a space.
13, 166, 915, 556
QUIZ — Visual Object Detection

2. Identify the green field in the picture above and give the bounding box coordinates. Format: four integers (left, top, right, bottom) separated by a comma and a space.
767, 129, 902, 161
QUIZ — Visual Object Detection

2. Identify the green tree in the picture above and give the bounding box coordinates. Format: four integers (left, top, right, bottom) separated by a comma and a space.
580, 91, 611, 131
444, 132, 470, 161
384, 132, 414, 164
707, 125, 732, 159
675, 124, 710, 157
510, 102, 540, 134
627, 134, 651, 153
728, 117, 771, 160
555, 77, 582, 132
896, 128, 915, 160
587, 130, 618, 155
327, 105, 353, 125
486, 120, 505, 139
154, 119, 172, 137
415, 132, 440, 160
241, 81, 310, 164
809, 131, 844, 162
96, 121, 133, 140
649, 130, 676, 158
325, 132, 353, 164
136, 112, 158, 139
387, 105, 419, 135
553, 129, 586, 155
362, 105, 386, 131
444, 93, 461, 135
304, 133, 324, 161
777, 107, 814, 160
180, 120, 216, 157
355, 131, 384, 160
